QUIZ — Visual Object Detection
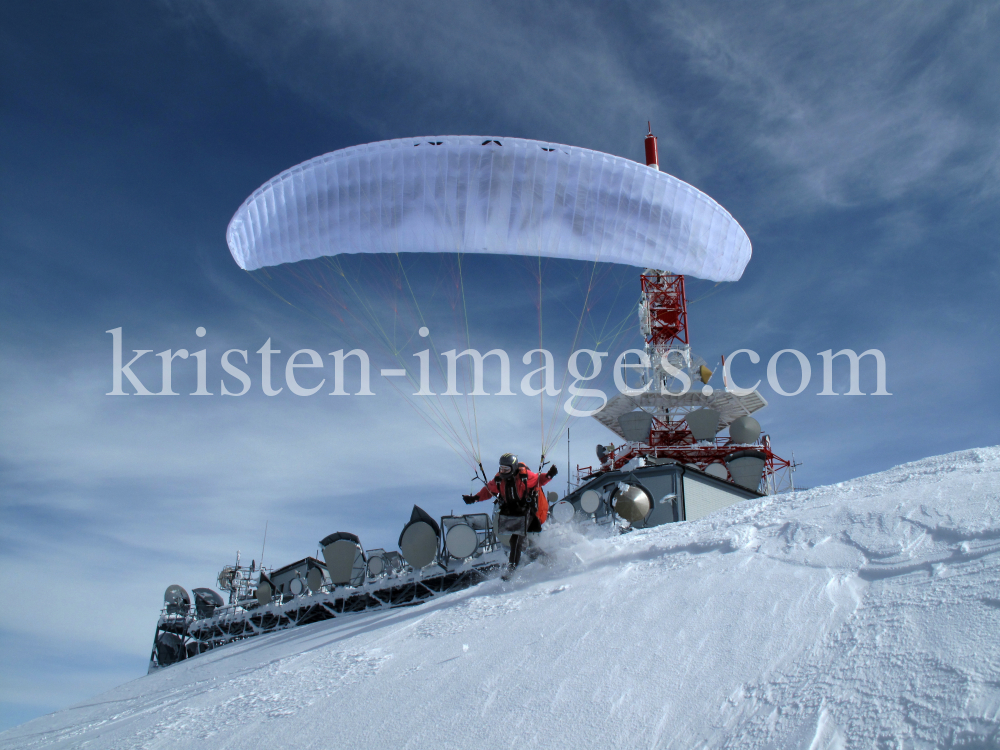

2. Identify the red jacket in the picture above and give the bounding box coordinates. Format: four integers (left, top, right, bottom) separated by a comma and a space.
473, 465, 553, 522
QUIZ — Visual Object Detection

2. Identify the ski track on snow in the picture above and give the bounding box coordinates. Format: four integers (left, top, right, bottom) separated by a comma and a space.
3, 447, 1000, 749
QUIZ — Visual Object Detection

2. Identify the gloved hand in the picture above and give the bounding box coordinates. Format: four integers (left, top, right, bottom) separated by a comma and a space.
463, 494, 478, 505
546, 464, 558, 478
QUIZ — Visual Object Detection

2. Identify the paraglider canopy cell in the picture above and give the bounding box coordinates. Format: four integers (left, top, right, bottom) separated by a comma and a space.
227, 136, 752, 282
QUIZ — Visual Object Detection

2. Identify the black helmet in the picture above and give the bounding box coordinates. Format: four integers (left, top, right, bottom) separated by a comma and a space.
498, 453, 518, 476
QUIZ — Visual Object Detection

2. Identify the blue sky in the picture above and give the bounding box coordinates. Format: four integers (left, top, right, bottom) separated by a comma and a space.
2, 0, 998, 731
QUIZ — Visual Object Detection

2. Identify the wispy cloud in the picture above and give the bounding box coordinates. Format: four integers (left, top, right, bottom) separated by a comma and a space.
170, 0, 687, 163
174, 0, 999, 214
4, 0, 998, 729
651, 1, 1000, 209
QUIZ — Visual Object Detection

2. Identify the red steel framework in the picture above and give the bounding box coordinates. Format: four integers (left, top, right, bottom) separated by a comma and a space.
642, 271, 689, 347
577, 267, 794, 493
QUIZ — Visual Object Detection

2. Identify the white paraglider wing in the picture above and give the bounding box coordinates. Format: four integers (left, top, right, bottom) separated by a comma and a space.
226, 136, 751, 281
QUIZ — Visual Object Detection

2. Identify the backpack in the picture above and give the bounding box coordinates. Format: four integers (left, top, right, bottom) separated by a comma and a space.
497, 463, 547, 524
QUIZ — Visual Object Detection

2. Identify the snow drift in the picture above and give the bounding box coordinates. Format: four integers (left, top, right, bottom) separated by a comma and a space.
4, 447, 999, 749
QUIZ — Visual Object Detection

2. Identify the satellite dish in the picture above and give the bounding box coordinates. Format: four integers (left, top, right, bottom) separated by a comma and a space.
164, 585, 190, 615
365, 548, 387, 578
725, 449, 768, 491
547, 491, 558, 505
445, 523, 479, 559
618, 411, 653, 443
289, 577, 307, 596
580, 489, 602, 514
698, 364, 713, 384
306, 567, 324, 593
685, 408, 721, 441
613, 485, 652, 524
216, 566, 236, 592
320, 532, 367, 586
367, 554, 385, 577
156, 632, 185, 666
400, 522, 439, 568
192, 588, 224, 618
704, 462, 729, 480
256, 578, 273, 606
551, 500, 576, 524
384, 551, 404, 573
398, 506, 441, 569
729, 415, 761, 445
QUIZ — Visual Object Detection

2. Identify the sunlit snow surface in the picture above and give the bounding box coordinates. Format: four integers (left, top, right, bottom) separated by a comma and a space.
4, 448, 1000, 749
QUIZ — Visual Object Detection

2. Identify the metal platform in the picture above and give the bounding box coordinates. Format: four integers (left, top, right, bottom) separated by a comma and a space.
149, 552, 506, 672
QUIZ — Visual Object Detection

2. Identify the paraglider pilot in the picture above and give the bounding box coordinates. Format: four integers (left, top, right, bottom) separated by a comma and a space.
464, 453, 558, 576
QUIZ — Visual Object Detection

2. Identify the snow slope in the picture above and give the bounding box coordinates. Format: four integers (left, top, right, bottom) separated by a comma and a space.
4, 447, 1000, 749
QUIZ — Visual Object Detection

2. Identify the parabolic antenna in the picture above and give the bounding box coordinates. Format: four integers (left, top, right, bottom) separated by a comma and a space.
399, 505, 441, 569
595, 390, 768, 444
551, 500, 576, 524
580, 490, 602, 514
367, 553, 385, 577
306, 567, 324, 592
729, 415, 761, 445
685, 408, 721, 442
226, 136, 751, 282
384, 551, 404, 573
256, 581, 272, 605
320, 532, 367, 586
445, 523, 479, 559
365, 548, 388, 578
618, 411, 653, 443
156, 632, 185, 666
216, 566, 236, 592
256, 574, 273, 606
164, 585, 190, 615
704, 462, 729, 480
613, 485, 652, 524
191, 588, 224, 618
725, 449, 768, 491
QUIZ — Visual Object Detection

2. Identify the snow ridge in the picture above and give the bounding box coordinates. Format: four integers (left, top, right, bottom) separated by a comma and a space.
4, 447, 999, 749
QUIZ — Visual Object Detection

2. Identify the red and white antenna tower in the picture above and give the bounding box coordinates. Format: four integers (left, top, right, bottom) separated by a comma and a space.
576, 124, 796, 494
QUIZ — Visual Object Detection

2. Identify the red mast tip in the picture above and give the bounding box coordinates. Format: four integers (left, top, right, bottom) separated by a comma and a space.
644, 122, 659, 169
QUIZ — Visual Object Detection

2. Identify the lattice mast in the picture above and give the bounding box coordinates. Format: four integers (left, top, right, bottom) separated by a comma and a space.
575, 125, 796, 493
638, 124, 693, 449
